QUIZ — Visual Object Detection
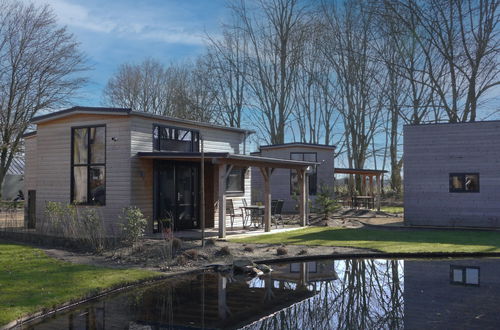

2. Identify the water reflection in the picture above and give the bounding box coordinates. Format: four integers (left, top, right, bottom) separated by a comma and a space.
23, 258, 500, 330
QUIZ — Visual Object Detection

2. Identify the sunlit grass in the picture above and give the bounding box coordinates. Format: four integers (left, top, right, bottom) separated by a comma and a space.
0, 243, 160, 327
380, 206, 404, 214
231, 227, 500, 254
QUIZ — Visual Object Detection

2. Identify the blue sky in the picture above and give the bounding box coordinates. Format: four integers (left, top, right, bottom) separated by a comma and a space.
38, 0, 228, 106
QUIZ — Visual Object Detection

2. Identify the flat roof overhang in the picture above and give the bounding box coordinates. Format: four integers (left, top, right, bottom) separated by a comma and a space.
334, 168, 388, 175
137, 152, 319, 170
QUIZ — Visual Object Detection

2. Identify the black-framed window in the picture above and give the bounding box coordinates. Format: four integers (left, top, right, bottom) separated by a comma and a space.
71, 126, 106, 205
450, 265, 480, 286
153, 124, 199, 152
290, 152, 317, 195
449, 173, 479, 193
226, 167, 245, 194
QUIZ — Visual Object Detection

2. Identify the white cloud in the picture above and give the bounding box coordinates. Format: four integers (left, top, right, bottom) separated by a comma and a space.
35, 0, 207, 46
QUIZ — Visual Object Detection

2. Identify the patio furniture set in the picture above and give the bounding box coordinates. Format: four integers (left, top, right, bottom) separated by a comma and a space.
226, 199, 284, 229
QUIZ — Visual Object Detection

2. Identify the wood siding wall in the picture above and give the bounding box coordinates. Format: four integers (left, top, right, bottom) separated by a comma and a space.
251, 146, 335, 213
129, 116, 249, 230
32, 114, 132, 234
404, 122, 500, 228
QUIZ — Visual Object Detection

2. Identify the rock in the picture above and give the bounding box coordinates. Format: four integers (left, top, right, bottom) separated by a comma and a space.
252, 267, 264, 276
233, 259, 256, 272
256, 264, 272, 273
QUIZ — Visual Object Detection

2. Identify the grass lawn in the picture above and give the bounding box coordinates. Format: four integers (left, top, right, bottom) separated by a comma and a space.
231, 227, 500, 254
380, 206, 404, 214
0, 243, 160, 327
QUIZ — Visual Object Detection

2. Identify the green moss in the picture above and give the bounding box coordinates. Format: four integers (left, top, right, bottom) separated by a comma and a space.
0, 243, 159, 327
231, 227, 500, 253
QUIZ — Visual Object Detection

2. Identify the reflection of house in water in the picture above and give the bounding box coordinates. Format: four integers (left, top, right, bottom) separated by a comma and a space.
404, 259, 500, 329
27, 261, 336, 330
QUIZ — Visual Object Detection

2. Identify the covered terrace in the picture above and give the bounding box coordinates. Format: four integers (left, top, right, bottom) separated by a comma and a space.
137, 152, 318, 238
334, 168, 388, 211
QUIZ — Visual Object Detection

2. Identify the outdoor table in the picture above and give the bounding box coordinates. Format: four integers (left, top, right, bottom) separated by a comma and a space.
240, 205, 265, 228
352, 196, 375, 209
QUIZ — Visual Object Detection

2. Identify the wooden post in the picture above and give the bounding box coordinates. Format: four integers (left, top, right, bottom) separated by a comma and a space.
259, 167, 271, 232
376, 174, 381, 211
298, 168, 307, 227
218, 164, 233, 238
217, 273, 227, 320
200, 135, 205, 247
369, 175, 374, 196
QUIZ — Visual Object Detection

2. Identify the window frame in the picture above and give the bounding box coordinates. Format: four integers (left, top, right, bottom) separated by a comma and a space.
226, 166, 246, 195
449, 173, 480, 193
290, 152, 318, 196
450, 265, 480, 286
152, 124, 200, 152
70, 125, 107, 206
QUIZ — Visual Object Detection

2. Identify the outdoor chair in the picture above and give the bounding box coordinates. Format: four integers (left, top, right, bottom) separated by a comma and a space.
249, 207, 264, 228
241, 198, 252, 227
226, 199, 244, 229
271, 199, 284, 228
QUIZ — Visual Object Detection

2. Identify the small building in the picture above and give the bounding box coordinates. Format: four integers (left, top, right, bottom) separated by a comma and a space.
23, 107, 314, 237
404, 121, 500, 228
251, 143, 335, 213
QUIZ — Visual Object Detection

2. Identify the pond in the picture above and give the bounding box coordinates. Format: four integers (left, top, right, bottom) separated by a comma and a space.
23, 258, 500, 329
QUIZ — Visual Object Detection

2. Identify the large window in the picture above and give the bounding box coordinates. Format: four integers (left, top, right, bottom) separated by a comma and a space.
153, 124, 199, 152
449, 173, 479, 193
226, 167, 245, 194
290, 152, 317, 196
71, 126, 106, 205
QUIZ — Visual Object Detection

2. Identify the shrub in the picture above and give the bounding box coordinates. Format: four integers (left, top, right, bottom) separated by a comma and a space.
243, 246, 254, 252
172, 237, 182, 251
176, 254, 188, 266
78, 208, 104, 253
217, 246, 231, 256
120, 207, 148, 246
276, 246, 288, 255
184, 249, 199, 260
314, 185, 341, 220
205, 238, 217, 246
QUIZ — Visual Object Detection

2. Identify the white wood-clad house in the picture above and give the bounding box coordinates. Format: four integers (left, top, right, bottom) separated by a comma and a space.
24, 107, 315, 237
251, 143, 335, 213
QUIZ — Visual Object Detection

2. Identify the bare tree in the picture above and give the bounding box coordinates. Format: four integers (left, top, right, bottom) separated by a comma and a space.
229, 0, 311, 144
205, 28, 247, 128
0, 0, 87, 197
321, 0, 385, 192
103, 59, 216, 122
385, 0, 500, 122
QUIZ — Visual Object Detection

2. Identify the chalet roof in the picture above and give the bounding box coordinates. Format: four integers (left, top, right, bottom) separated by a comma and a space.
31, 106, 255, 134
334, 168, 388, 175
258, 142, 336, 151
137, 151, 319, 169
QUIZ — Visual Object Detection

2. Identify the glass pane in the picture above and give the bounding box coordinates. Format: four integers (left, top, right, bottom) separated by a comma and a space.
453, 269, 463, 282
90, 127, 105, 164
308, 261, 317, 273
303, 153, 317, 162
465, 175, 478, 192
226, 168, 243, 192
290, 153, 302, 161
290, 171, 298, 194
73, 128, 88, 165
290, 263, 300, 273
466, 268, 479, 285
73, 166, 87, 203
89, 166, 105, 205
451, 176, 463, 190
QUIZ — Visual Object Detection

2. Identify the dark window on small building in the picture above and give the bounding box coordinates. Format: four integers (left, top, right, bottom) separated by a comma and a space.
450, 265, 480, 286
71, 126, 106, 205
226, 167, 245, 194
290, 152, 317, 196
449, 173, 479, 192
153, 124, 199, 152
